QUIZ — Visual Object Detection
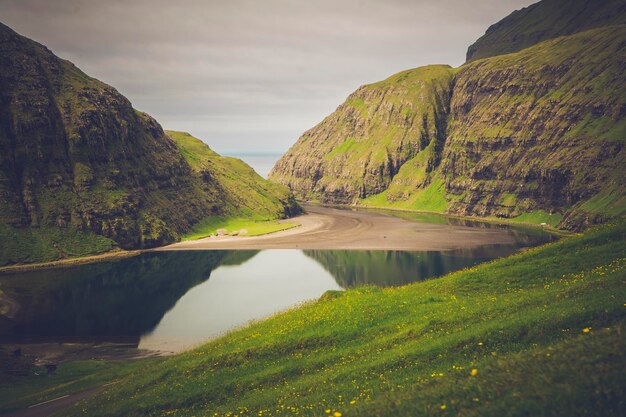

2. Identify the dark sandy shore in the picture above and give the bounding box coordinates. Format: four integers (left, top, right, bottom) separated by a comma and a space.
0, 205, 529, 274
159, 204, 519, 251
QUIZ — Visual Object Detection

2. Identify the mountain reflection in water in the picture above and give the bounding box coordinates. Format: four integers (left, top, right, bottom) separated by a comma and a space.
0, 225, 555, 352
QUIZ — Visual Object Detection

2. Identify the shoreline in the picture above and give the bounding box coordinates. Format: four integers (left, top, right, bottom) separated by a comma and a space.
338, 202, 570, 236
0, 249, 144, 274
158, 204, 553, 251
0, 203, 565, 273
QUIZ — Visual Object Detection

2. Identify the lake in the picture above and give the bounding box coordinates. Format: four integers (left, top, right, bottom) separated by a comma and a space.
0, 222, 555, 354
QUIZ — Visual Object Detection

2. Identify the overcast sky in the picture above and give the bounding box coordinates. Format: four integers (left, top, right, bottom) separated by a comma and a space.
0, 0, 536, 153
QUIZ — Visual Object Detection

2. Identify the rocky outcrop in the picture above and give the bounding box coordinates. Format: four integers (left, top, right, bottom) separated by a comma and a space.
466, 0, 626, 62
270, 20, 626, 229
443, 26, 625, 225
270, 65, 454, 204
0, 22, 297, 263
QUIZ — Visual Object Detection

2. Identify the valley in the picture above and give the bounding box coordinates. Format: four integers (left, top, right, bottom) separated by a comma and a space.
0, 0, 624, 416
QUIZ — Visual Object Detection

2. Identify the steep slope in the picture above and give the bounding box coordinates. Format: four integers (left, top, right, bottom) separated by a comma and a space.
270, 65, 454, 203
443, 25, 626, 229
167, 130, 299, 220
271, 24, 625, 229
0, 22, 296, 265
466, 0, 626, 62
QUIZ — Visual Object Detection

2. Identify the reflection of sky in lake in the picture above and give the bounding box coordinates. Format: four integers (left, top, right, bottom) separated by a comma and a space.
139, 250, 341, 353
0, 219, 556, 354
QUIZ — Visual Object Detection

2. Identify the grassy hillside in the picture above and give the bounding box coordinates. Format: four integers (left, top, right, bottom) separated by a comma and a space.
442, 25, 626, 229
270, 23, 626, 230
466, 0, 626, 61
0, 22, 298, 266
167, 131, 300, 240
55, 221, 626, 417
168, 131, 299, 221
269, 65, 454, 202
0, 224, 116, 266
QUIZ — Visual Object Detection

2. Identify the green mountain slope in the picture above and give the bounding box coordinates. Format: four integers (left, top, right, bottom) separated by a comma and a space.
443, 25, 626, 229
466, 0, 626, 62
270, 4, 626, 230
271, 65, 455, 202
61, 221, 626, 417
167, 131, 298, 220
0, 23, 297, 266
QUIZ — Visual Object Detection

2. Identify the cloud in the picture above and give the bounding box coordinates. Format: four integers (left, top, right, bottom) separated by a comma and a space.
0, 0, 536, 152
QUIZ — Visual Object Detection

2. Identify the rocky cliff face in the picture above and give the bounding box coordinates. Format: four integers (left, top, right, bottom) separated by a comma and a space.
270, 65, 454, 204
466, 0, 626, 62
270, 3, 626, 230
0, 22, 296, 264
444, 26, 625, 229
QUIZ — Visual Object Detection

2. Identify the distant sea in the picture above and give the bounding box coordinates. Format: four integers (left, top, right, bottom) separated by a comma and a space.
222, 152, 284, 179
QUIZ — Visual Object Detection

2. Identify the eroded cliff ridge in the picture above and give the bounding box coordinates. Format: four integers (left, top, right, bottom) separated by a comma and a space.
271, 65, 454, 204
444, 26, 624, 229
0, 22, 297, 264
270, 2, 625, 230
466, 0, 626, 62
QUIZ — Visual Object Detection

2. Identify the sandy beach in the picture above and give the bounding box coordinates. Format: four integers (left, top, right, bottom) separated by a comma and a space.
159, 205, 519, 251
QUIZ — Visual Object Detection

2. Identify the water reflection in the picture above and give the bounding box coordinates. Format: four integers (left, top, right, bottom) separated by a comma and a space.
139, 250, 340, 352
305, 246, 514, 287
0, 226, 556, 352
0, 251, 257, 344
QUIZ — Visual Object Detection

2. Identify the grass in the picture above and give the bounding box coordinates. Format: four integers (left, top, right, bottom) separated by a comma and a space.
181, 216, 299, 240
165, 131, 221, 172
59, 220, 625, 416
0, 224, 115, 267
361, 177, 448, 212
0, 358, 157, 414
167, 130, 299, 221
576, 188, 626, 218
508, 210, 563, 227
406, 178, 448, 212
325, 137, 358, 159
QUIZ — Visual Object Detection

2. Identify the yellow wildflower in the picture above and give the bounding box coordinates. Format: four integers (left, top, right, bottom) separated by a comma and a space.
334, 412, 342, 417
582, 327, 591, 333
471, 369, 478, 376
440, 404, 447, 410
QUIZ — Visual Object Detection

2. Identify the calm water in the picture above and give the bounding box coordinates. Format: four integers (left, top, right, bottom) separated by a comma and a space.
0, 224, 555, 353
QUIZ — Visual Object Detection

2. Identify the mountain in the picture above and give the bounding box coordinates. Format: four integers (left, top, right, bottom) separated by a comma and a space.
271, 65, 454, 204
466, 0, 626, 62
270, 0, 626, 230
166, 130, 299, 219
0, 22, 298, 266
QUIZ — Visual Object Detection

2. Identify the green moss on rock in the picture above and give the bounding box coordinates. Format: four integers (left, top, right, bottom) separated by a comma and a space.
270, 15, 626, 231
0, 23, 299, 266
